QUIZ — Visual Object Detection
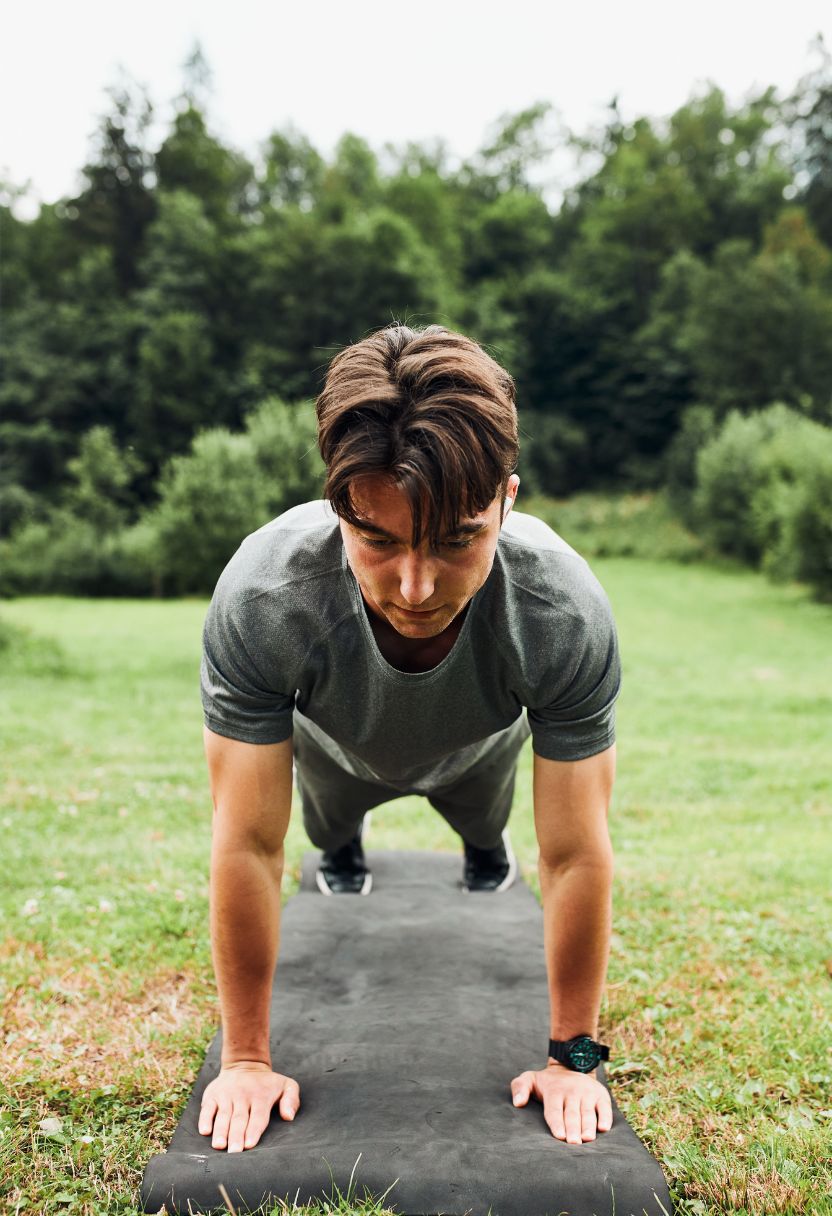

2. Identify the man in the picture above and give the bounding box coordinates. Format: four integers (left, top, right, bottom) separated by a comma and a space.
197, 323, 621, 1158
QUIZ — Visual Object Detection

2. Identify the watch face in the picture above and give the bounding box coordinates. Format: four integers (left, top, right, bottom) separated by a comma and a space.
568, 1037, 600, 1072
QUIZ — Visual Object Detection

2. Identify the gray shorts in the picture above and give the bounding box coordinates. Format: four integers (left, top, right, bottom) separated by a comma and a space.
293, 715, 530, 853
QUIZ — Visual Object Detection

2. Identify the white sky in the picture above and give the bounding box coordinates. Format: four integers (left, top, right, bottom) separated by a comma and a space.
2, 0, 829, 216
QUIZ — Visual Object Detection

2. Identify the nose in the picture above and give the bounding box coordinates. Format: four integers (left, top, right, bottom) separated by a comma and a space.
397, 548, 437, 607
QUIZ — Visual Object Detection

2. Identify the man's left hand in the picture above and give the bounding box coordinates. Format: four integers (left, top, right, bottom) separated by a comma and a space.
510, 1063, 613, 1144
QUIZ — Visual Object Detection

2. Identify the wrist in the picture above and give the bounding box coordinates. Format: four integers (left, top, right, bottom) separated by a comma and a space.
546, 1057, 596, 1078
220, 1056, 272, 1071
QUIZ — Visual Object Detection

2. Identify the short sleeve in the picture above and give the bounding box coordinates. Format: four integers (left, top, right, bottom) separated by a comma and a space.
527, 592, 622, 763
200, 586, 295, 746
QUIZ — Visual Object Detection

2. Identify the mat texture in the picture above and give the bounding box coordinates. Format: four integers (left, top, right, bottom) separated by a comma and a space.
141, 850, 672, 1215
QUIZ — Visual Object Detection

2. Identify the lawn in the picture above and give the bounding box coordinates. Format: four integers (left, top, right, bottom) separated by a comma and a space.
0, 558, 830, 1215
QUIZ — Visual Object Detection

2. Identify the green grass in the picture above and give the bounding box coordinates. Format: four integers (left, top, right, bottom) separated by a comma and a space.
1, 558, 831, 1215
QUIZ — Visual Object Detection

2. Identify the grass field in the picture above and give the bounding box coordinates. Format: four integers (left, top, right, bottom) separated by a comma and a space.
1, 558, 831, 1215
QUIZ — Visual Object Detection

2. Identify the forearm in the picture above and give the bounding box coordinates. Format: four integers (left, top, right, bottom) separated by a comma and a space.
538, 855, 613, 1043
210, 838, 284, 1066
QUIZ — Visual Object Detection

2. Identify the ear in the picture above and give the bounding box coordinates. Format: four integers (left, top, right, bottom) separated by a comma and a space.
502, 474, 520, 520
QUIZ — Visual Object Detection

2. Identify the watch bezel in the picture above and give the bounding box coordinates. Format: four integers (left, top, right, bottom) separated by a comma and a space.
566, 1035, 600, 1072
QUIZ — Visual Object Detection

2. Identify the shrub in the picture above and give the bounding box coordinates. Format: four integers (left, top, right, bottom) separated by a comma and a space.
246, 396, 325, 513
691, 404, 799, 563
0, 398, 327, 598
148, 429, 269, 596
524, 489, 705, 562
0, 483, 42, 538
146, 397, 325, 596
690, 403, 832, 599
662, 403, 719, 523
756, 426, 832, 600
0, 510, 138, 597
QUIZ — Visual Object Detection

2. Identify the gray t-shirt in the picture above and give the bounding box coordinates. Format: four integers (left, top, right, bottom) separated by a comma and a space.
200, 500, 621, 791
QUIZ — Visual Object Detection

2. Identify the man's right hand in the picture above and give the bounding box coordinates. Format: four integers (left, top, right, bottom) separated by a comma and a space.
198, 1061, 301, 1152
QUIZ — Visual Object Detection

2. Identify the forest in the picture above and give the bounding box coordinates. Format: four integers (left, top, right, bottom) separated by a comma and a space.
2, 40, 831, 597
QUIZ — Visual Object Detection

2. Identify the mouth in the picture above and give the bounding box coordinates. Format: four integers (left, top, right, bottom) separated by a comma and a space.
394, 605, 440, 617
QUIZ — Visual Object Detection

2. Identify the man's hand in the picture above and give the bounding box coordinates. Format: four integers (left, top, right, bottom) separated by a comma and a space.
198, 1061, 301, 1152
510, 1063, 613, 1144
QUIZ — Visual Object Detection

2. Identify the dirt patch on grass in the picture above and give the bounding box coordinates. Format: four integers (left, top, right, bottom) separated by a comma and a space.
1, 941, 215, 1091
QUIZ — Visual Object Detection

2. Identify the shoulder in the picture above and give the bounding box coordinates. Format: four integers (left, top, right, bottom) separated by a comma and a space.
206, 500, 350, 659
494, 509, 613, 625
213, 499, 343, 607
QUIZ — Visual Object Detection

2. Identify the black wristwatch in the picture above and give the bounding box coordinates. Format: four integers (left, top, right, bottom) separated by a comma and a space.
548, 1035, 610, 1073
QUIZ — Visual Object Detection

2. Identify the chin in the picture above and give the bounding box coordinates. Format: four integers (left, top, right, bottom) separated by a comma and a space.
388, 607, 455, 636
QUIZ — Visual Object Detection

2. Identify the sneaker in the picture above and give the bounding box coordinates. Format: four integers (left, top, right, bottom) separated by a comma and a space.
461, 827, 517, 893
316, 818, 373, 895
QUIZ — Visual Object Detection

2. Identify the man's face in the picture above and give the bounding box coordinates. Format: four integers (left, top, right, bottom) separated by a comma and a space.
339, 471, 520, 639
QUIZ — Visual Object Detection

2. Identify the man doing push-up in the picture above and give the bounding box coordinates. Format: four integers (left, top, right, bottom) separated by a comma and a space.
198, 323, 621, 1155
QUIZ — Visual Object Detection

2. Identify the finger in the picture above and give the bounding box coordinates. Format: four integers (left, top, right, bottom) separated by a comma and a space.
243, 1102, 273, 1150
542, 1095, 566, 1141
211, 1102, 232, 1150
198, 1093, 218, 1136
510, 1080, 528, 1107
226, 1104, 249, 1154
279, 1078, 301, 1120
510, 1071, 535, 1107
564, 1096, 583, 1145
596, 1095, 614, 1133
580, 1101, 598, 1142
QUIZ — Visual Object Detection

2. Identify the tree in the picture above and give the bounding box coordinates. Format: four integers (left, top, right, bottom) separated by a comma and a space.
680, 238, 832, 420
68, 77, 157, 294
258, 124, 326, 211
786, 34, 832, 247
156, 105, 254, 225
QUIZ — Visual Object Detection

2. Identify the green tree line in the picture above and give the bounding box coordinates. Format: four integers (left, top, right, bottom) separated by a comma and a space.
1, 41, 831, 597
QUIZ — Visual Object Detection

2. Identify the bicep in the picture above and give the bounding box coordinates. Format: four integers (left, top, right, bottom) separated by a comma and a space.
532, 743, 616, 869
204, 727, 294, 855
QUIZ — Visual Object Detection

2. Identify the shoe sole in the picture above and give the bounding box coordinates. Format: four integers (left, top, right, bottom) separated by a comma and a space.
315, 868, 373, 896
461, 827, 517, 894
315, 811, 374, 896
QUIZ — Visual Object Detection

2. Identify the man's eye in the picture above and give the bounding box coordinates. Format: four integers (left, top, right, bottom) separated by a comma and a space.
361, 536, 392, 549
442, 539, 473, 551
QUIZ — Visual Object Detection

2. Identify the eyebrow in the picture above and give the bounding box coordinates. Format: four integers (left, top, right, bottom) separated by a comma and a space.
351, 518, 489, 543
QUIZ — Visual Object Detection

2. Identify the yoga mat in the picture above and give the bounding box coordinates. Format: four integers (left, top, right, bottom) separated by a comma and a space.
141, 851, 673, 1215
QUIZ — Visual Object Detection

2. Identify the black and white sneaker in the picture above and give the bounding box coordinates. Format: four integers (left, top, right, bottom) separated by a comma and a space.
316, 815, 373, 895
461, 827, 517, 893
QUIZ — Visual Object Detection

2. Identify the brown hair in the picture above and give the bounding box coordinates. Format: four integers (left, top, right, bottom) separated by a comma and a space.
315, 323, 519, 548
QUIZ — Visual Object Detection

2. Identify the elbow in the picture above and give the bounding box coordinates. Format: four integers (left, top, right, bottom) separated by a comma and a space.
537, 840, 614, 880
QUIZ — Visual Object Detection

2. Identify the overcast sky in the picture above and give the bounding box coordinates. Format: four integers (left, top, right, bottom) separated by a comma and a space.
2, 0, 828, 216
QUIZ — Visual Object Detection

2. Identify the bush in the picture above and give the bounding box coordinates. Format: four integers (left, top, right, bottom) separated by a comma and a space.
148, 429, 269, 596
0, 482, 42, 537
522, 489, 706, 562
246, 396, 325, 513
0, 398, 326, 598
691, 404, 799, 563
690, 403, 832, 599
756, 426, 832, 600
0, 510, 142, 597
662, 403, 718, 523
146, 397, 325, 596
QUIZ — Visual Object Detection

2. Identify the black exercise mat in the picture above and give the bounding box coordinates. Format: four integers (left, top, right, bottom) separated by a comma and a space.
141, 851, 673, 1215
